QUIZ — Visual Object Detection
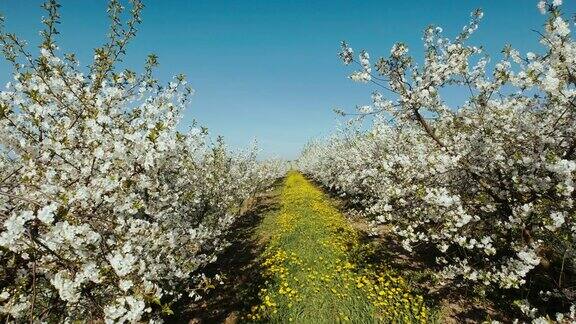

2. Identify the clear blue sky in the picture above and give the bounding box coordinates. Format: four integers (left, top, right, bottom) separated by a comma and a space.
1, 0, 574, 159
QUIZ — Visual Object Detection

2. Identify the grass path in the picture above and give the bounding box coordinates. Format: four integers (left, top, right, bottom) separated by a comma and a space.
247, 171, 430, 323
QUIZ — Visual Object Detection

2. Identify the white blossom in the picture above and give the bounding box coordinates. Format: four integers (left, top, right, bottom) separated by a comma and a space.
298, 1, 576, 319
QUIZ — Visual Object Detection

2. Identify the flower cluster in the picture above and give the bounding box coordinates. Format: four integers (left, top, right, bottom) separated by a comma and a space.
0, 1, 284, 322
303, 0, 575, 319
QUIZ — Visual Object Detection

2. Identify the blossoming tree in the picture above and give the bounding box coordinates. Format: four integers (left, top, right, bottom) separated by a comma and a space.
0, 1, 283, 322
300, 0, 575, 320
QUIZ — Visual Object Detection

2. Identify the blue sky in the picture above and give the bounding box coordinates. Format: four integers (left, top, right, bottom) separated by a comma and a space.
1, 0, 574, 159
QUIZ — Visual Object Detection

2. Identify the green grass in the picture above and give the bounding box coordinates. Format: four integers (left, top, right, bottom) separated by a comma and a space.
246, 171, 430, 323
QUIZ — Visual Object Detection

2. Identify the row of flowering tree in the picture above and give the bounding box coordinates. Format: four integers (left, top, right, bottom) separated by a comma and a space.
299, 0, 575, 321
0, 1, 284, 322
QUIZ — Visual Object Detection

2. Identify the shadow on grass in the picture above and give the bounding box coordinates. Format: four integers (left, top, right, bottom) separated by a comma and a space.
350, 228, 518, 323
345, 210, 574, 323
166, 182, 282, 324
305, 176, 519, 323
